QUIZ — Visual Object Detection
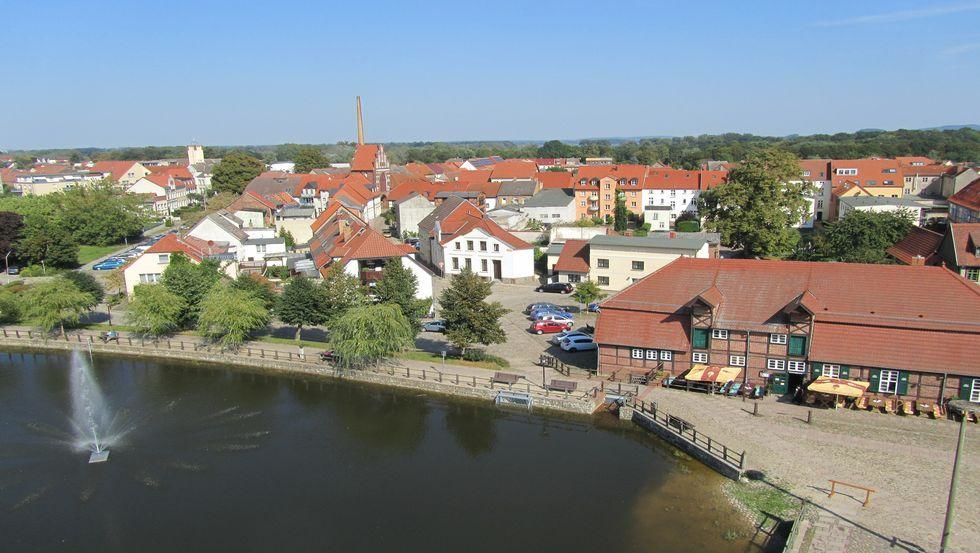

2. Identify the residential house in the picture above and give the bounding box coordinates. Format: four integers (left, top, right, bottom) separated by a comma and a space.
350, 143, 391, 194
641, 168, 727, 225
940, 166, 979, 199
495, 179, 540, 207
551, 233, 709, 290
796, 159, 832, 226
15, 165, 104, 195
902, 164, 951, 197
126, 173, 193, 215
489, 160, 537, 182
836, 196, 929, 225
308, 206, 432, 298
521, 188, 576, 224
948, 178, 980, 223
938, 223, 980, 284
594, 258, 980, 404
418, 197, 534, 281
122, 234, 235, 295
534, 171, 573, 190
886, 226, 944, 266
394, 193, 436, 238
829, 180, 905, 221
459, 156, 503, 171
88, 161, 150, 186
187, 210, 287, 273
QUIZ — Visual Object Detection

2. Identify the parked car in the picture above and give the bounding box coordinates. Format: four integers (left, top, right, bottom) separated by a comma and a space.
536, 313, 574, 326
530, 320, 573, 334
93, 259, 125, 270
421, 320, 446, 332
550, 330, 592, 345
531, 308, 572, 321
560, 335, 597, 352
560, 305, 582, 313
525, 302, 560, 314
6, 265, 19, 275
535, 282, 573, 294
588, 302, 602, 313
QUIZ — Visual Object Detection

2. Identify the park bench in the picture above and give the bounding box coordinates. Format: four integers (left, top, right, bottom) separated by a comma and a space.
548, 379, 577, 393
492, 372, 520, 386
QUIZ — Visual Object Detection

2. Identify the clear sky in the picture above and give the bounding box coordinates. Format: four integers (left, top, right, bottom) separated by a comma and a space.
2, 0, 980, 150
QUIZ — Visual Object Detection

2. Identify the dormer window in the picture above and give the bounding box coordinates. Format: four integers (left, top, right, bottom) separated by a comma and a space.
630, 179, 638, 186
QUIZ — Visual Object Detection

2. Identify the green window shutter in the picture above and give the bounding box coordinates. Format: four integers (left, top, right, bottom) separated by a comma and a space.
869, 369, 881, 393
840, 366, 850, 379
692, 328, 709, 349
789, 335, 807, 356
960, 377, 975, 400
810, 362, 823, 379
897, 372, 910, 396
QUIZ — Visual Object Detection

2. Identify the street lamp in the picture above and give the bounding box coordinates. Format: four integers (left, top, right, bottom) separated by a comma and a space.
940, 399, 976, 552
3, 250, 10, 281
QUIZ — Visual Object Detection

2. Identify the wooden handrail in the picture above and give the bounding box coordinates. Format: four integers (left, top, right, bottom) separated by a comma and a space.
828, 479, 876, 507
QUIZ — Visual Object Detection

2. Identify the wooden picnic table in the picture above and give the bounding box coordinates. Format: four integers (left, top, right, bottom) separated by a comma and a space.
492, 372, 520, 386
548, 379, 577, 393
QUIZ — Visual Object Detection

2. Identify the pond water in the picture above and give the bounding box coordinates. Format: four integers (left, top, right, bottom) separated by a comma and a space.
0, 350, 759, 552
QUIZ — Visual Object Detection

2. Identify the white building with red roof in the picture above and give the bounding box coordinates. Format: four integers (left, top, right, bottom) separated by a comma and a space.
126, 173, 194, 215
122, 233, 235, 295
88, 160, 150, 185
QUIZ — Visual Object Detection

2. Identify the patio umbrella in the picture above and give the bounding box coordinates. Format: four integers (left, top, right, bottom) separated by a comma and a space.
807, 376, 870, 409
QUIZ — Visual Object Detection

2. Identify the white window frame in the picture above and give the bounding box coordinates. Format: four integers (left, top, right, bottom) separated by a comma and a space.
660, 350, 672, 361
692, 352, 708, 363
878, 369, 899, 394
712, 329, 728, 340
769, 334, 787, 345
631, 348, 643, 359
821, 364, 841, 378
157, 253, 170, 264
645, 349, 657, 360
787, 361, 806, 374
971, 379, 980, 403
729, 355, 745, 367
767, 359, 786, 371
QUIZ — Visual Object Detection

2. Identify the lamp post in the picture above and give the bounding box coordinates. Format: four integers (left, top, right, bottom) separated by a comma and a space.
940, 399, 975, 552
3, 251, 10, 282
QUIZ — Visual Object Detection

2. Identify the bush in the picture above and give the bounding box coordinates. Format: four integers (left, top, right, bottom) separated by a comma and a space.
265, 265, 291, 279
676, 220, 700, 233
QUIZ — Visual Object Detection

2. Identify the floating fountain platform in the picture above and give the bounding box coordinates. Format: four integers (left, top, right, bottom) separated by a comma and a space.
88, 450, 110, 464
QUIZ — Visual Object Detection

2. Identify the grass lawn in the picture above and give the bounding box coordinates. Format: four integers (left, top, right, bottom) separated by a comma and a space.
397, 349, 509, 371
725, 480, 800, 522
78, 244, 127, 265
253, 335, 327, 348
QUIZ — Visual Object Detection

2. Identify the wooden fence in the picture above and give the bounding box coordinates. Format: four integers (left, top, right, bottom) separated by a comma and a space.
631, 398, 746, 471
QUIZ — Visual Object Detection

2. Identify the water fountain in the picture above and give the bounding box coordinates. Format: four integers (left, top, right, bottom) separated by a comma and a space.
69, 349, 110, 463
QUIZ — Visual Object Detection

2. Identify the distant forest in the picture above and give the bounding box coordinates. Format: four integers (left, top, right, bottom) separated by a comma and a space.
12, 128, 980, 169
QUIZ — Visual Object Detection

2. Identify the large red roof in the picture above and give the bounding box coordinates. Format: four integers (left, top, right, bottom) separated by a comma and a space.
351, 144, 380, 172
554, 240, 590, 273
886, 227, 943, 265
490, 160, 536, 180
534, 171, 573, 189
949, 178, 980, 212
89, 160, 142, 181
596, 258, 980, 376
948, 223, 980, 267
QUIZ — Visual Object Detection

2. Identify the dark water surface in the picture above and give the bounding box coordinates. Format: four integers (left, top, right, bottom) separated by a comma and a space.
0, 350, 757, 552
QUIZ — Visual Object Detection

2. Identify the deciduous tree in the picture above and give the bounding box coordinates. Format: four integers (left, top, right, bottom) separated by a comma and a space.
572, 279, 606, 306
329, 304, 414, 368
197, 283, 270, 349
160, 255, 222, 325
61, 270, 104, 307
231, 273, 277, 310
21, 277, 95, 338
292, 147, 329, 173
613, 194, 629, 233
0, 211, 24, 257
374, 258, 429, 333
319, 264, 366, 326
211, 151, 264, 194
127, 284, 185, 337
17, 221, 79, 268
438, 268, 507, 355
276, 276, 327, 341
822, 210, 914, 263
698, 148, 810, 258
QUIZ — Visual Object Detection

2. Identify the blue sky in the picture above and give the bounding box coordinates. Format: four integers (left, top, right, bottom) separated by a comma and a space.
2, 0, 979, 149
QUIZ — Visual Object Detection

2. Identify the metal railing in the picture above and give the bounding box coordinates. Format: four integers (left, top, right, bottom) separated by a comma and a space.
630, 399, 746, 470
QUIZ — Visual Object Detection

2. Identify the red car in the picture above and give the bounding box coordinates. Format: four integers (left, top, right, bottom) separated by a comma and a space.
530, 320, 573, 335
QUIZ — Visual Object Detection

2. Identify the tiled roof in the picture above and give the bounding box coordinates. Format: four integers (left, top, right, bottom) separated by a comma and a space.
828, 158, 903, 187
490, 159, 536, 180
496, 179, 538, 197
949, 178, 980, 212
351, 144, 380, 172
596, 258, 980, 375
948, 223, 980, 267
554, 239, 590, 273
522, 188, 574, 208
798, 159, 830, 181
896, 156, 936, 167
534, 171, 573, 189
145, 233, 228, 262
311, 202, 361, 233
89, 160, 141, 181
886, 226, 943, 265
149, 164, 193, 179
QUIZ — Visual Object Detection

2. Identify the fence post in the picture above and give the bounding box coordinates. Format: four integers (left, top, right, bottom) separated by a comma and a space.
723, 445, 728, 461
707, 436, 712, 453
739, 451, 745, 469
15, 330, 20, 338
167, 340, 172, 349
455, 374, 459, 385
472, 376, 476, 387
274, 350, 278, 360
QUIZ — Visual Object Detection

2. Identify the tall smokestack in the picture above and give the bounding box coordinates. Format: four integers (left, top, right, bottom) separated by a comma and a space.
356, 96, 364, 145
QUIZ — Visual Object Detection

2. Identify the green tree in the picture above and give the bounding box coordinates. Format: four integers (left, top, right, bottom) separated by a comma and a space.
698, 148, 810, 258
127, 284, 185, 337
278, 227, 296, 248
292, 147, 329, 173
0, 211, 24, 257
21, 277, 95, 338
822, 210, 914, 263
13, 155, 34, 169
55, 182, 144, 246
231, 273, 277, 310
0, 289, 21, 324
439, 268, 507, 355
276, 276, 327, 341
103, 268, 126, 327
160, 255, 222, 325
197, 283, 270, 349
61, 271, 104, 307
374, 259, 429, 333
613, 194, 629, 232
17, 221, 79, 268
211, 151, 264, 195
319, 264, 366, 326
572, 280, 606, 306
329, 304, 414, 368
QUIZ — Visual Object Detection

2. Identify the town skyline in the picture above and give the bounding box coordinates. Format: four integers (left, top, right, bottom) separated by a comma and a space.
3, 1, 980, 149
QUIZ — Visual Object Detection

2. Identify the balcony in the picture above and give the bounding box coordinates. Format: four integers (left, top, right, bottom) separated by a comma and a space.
588, 204, 600, 212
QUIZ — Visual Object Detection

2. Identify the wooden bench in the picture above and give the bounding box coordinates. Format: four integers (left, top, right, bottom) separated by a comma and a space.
492, 372, 520, 386
548, 379, 577, 393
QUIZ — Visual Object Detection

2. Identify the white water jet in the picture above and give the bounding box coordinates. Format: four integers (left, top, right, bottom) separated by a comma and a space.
69, 349, 111, 463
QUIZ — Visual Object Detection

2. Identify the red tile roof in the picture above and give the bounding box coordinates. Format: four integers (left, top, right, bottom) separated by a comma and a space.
798, 159, 830, 181
596, 258, 980, 376
886, 227, 943, 265
828, 159, 902, 187
534, 171, 573, 189
949, 178, 980, 212
351, 144, 380, 172
89, 160, 142, 181
896, 156, 936, 167
311, 202, 362, 233
425, 198, 530, 250
948, 223, 980, 267
554, 240, 590, 273
490, 159, 537, 180
149, 164, 193, 179
145, 233, 227, 262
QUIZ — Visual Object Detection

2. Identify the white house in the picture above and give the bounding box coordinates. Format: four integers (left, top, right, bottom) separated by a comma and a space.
122, 234, 236, 295
837, 196, 928, 226
394, 193, 436, 237
187, 210, 288, 269
127, 174, 192, 215
521, 188, 576, 224
418, 197, 534, 282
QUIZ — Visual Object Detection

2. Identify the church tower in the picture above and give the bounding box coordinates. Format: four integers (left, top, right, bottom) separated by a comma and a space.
187, 144, 205, 165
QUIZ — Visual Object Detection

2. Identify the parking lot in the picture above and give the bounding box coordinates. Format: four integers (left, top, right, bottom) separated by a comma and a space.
419, 278, 599, 374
